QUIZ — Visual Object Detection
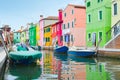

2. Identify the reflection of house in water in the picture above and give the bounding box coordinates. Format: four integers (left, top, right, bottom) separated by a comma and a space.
60, 60, 110, 80
86, 63, 110, 80
61, 61, 86, 80
40, 51, 58, 80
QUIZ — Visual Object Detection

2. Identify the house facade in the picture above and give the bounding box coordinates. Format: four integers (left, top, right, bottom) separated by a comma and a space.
36, 23, 40, 45
86, 0, 111, 47
51, 9, 63, 46
44, 25, 52, 46
29, 23, 36, 46
112, 0, 120, 27
13, 30, 21, 43
62, 4, 86, 47
111, 0, 120, 37
39, 16, 58, 46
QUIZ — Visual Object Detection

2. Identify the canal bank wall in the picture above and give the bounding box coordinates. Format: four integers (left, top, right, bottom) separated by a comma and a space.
41, 46, 120, 59
97, 48, 120, 59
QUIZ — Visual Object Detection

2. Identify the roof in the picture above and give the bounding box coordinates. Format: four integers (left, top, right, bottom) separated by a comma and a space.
68, 4, 86, 8
64, 4, 86, 11
0, 25, 11, 29
40, 16, 58, 21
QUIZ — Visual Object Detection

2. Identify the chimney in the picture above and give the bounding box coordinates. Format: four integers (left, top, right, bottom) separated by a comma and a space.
58, 9, 63, 21
40, 15, 43, 20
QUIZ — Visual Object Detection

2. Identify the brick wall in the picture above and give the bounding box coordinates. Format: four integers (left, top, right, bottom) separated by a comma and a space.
105, 34, 120, 49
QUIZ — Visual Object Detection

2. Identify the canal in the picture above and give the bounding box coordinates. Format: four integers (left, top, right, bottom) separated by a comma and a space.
2, 50, 120, 80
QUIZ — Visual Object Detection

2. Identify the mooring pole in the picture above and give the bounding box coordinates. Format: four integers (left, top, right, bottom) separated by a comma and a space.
0, 29, 9, 58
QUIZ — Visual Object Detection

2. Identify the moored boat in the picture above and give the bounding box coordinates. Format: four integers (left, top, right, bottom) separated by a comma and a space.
9, 51, 42, 64
9, 43, 42, 64
68, 49, 96, 57
54, 46, 69, 53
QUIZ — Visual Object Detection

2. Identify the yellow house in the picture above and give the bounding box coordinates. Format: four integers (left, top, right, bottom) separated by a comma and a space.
36, 23, 40, 46
44, 25, 52, 46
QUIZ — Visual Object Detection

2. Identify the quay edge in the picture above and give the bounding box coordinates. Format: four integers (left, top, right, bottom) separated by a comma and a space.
97, 48, 120, 59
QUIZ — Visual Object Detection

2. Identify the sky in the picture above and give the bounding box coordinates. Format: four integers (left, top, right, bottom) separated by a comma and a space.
0, 0, 85, 31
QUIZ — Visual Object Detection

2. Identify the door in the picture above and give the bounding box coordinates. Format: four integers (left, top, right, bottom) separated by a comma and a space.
92, 33, 96, 46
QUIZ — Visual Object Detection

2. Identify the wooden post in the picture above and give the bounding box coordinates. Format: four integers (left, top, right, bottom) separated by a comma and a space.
0, 30, 9, 58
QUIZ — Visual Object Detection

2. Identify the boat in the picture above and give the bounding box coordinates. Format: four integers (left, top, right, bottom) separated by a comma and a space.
9, 44, 42, 64
68, 48, 96, 57
54, 46, 69, 53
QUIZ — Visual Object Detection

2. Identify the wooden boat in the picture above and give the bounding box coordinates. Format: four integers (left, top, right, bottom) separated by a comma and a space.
54, 46, 69, 53
9, 44, 42, 64
68, 49, 96, 57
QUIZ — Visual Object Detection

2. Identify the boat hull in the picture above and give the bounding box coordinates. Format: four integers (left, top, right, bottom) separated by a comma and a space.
68, 50, 96, 57
9, 51, 42, 64
54, 46, 68, 53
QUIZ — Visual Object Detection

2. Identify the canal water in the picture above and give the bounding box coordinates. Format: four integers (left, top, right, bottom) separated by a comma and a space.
2, 50, 120, 80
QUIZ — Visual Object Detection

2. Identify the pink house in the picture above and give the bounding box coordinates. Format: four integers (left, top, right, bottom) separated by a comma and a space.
62, 4, 86, 47
51, 9, 63, 46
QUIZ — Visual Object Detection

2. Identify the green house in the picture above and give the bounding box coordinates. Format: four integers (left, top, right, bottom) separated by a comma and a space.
13, 30, 21, 43
29, 23, 36, 46
86, 0, 111, 47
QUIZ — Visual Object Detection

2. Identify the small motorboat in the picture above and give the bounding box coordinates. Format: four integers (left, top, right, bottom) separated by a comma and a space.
54, 46, 69, 53
68, 48, 96, 57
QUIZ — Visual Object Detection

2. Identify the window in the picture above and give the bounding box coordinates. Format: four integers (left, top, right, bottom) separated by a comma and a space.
113, 3, 117, 15
99, 32, 102, 40
98, 0, 103, 3
88, 33, 91, 41
88, 14, 91, 23
63, 24, 66, 29
98, 11, 102, 20
68, 22, 70, 28
48, 37, 50, 42
87, 1, 91, 7
71, 9, 74, 14
64, 13, 66, 17
60, 36, 63, 41
71, 35, 74, 42
72, 21, 74, 28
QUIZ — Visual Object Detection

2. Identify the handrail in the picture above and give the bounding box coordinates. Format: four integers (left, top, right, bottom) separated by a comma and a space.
106, 20, 120, 35
106, 20, 120, 42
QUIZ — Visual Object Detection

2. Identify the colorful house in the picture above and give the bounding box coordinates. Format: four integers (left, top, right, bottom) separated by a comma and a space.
86, 0, 111, 47
111, 0, 120, 36
51, 9, 63, 46
44, 25, 52, 46
1, 25, 13, 44
29, 23, 36, 46
36, 23, 40, 45
112, 0, 120, 27
13, 30, 21, 43
21, 27, 28, 43
39, 16, 58, 46
62, 4, 86, 47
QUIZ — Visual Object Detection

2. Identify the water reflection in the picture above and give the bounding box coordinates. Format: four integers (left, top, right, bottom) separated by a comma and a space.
4, 50, 120, 80
5, 63, 42, 80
